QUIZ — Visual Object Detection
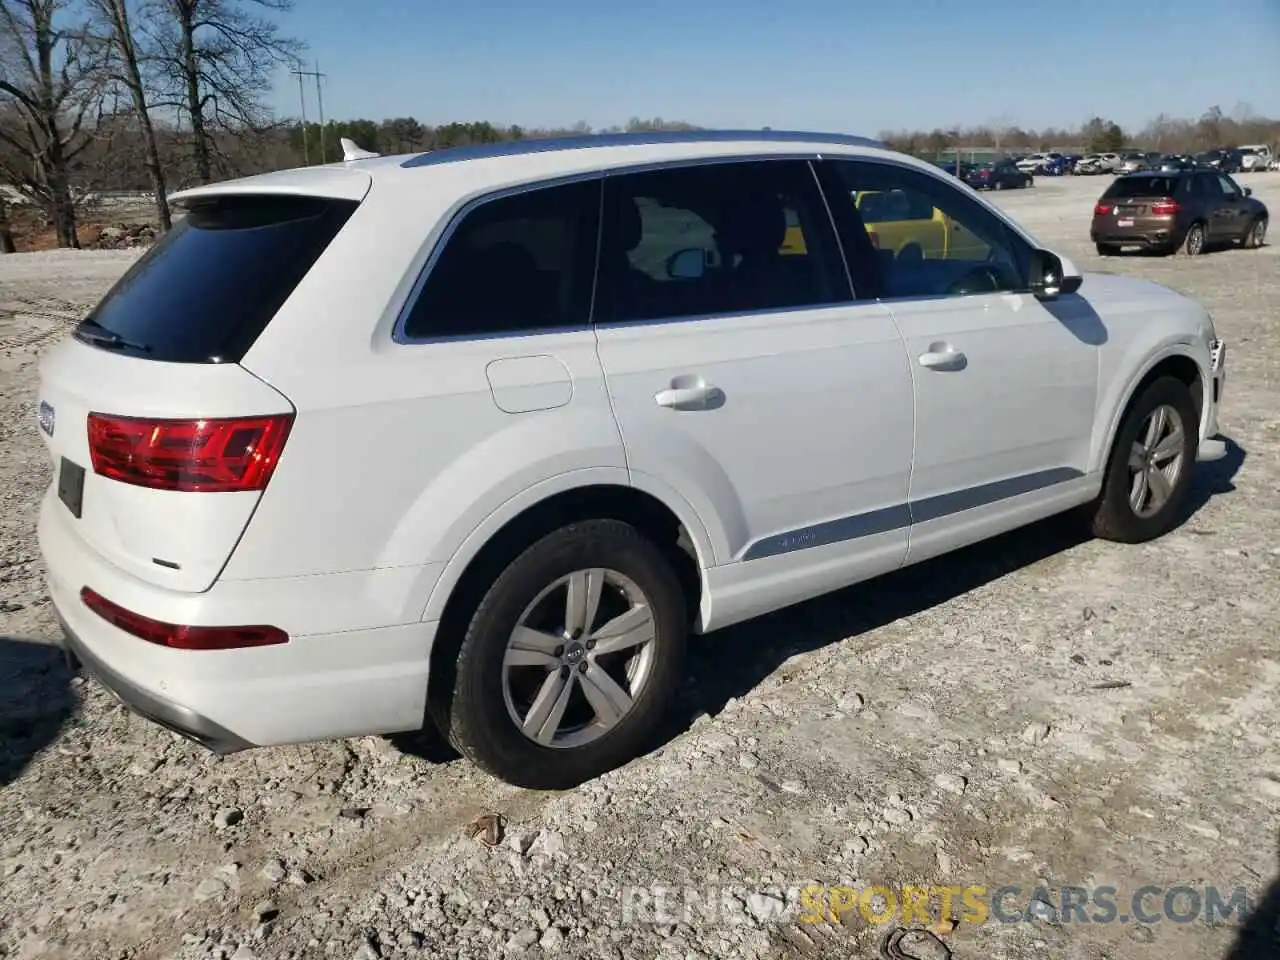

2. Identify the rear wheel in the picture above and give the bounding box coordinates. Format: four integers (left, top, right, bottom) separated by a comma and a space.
1095, 242, 1120, 256
1088, 376, 1197, 543
1243, 216, 1268, 249
444, 519, 687, 789
1182, 221, 1207, 256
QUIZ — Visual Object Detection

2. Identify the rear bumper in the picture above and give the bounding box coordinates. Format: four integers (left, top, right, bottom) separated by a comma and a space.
39, 488, 440, 749
1091, 229, 1176, 248
59, 612, 254, 754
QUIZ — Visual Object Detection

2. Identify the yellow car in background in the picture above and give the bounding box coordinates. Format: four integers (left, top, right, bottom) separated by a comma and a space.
780, 189, 989, 261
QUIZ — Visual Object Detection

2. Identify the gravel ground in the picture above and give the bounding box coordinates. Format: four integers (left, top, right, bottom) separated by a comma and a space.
2, 174, 1279, 960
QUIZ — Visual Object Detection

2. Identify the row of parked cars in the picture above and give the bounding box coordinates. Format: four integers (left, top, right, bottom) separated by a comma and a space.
1016, 146, 1277, 176
938, 145, 1278, 191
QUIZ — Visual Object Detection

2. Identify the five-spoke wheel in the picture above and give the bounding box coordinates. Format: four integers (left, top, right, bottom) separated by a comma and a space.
441, 519, 687, 789
1090, 376, 1197, 542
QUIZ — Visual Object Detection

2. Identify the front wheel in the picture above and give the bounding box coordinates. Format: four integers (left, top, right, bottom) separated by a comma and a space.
1088, 376, 1198, 543
444, 519, 687, 789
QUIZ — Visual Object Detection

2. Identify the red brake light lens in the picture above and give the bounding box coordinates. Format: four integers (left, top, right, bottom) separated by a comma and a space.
1151, 200, 1180, 216
1094, 203, 1113, 215
80, 586, 288, 650
87, 413, 293, 492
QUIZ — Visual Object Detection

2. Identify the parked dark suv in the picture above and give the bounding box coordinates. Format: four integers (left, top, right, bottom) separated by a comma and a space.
1091, 170, 1269, 256
963, 158, 1033, 191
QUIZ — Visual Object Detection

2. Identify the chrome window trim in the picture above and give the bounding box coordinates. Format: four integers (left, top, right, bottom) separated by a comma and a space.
391, 152, 826, 345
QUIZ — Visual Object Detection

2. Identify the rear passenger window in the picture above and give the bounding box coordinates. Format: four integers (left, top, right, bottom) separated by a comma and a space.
595, 160, 850, 324
402, 179, 601, 340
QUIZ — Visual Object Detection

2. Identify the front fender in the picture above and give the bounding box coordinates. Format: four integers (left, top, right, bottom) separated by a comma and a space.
1092, 336, 1211, 473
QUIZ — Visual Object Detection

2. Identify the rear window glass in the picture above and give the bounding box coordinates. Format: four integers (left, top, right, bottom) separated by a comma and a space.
76, 194, 358, 363
1103, 176, 1181, 199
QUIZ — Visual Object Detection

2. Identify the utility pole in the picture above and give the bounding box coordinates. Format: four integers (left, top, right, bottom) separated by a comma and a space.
291, 66, 309, 164
314, 62, 328, 162
292, 62, 328, 162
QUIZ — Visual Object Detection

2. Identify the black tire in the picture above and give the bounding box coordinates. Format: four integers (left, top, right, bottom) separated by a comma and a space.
443, 519, 687, 790
1095, 242, 1120, 256
1089, 376, 1198, 543
1182, 221, 1207, 256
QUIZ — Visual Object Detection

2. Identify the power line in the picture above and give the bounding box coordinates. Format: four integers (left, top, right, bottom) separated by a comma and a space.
290, 67, 310, 164
291, 62, 328, 163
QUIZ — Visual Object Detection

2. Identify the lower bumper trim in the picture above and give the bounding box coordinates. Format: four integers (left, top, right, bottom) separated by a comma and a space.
1197, 438, 1227, 462
58, 613, 255, 755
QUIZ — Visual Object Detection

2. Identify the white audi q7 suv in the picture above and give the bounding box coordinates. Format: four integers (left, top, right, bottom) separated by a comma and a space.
37, 130, 1228, 789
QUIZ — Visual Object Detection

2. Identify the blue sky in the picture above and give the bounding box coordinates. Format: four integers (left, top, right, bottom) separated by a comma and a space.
271, 0, 1280, 135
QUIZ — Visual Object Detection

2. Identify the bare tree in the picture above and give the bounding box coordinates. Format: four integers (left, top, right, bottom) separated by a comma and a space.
87, 0, 169, 228
0, 0, 107, 247
147, 0, 302, 184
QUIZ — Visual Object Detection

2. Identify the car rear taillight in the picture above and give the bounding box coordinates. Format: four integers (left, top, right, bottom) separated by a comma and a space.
81, 587, 288, 650
87, 413, 293, 492
1151, 200, 1180, 216
1094, 203, 1113, 215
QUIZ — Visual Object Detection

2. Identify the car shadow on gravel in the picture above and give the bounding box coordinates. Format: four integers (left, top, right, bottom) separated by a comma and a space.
0, 636, 76, 785
1224, 860, 1280, 959
672, 434, 1246, 732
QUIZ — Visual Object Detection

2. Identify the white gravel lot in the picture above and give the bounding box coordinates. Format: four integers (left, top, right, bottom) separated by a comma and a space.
2, 173, 1279, 960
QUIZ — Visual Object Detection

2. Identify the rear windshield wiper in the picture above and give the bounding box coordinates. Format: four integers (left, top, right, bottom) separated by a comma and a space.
75, 318, 151, 353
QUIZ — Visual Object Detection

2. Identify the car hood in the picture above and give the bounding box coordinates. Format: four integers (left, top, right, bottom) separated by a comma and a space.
1076, 270, 1190, 308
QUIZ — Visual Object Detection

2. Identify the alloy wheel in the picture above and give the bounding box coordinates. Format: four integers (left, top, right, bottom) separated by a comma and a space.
502, 568, 656, 749
1186, 225, 1205, 255
1127, 404, 1186, 519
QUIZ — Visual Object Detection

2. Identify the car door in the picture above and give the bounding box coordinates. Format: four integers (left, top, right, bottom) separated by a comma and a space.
592, 157, 916, 591
1194, 173, 1234, 240
817, 157, 1101, 566
1214, 173, 1252, 239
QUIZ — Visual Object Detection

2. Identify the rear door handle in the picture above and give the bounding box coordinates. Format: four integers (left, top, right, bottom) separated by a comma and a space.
655, 378, 723, 410
918, 345, 967, 371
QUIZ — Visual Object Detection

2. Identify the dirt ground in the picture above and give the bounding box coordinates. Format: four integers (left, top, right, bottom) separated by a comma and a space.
2, 173, 1279, 960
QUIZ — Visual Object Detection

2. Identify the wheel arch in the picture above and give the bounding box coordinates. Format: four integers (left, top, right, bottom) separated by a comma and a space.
422, 481, 710, 725
1094, 348, 1207, 475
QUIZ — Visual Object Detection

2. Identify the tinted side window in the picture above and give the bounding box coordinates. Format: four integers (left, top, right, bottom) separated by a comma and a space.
402, 179, 601, 340
596, 160, 850, 324
77, 195, 358, 363
825, 160, 1030, 301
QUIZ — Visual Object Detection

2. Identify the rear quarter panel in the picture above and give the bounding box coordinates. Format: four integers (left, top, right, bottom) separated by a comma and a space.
225, 171, 641, 622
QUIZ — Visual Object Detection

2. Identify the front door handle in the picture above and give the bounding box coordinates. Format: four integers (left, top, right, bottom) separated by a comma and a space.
918, 345, 967, 371
655, 376, 724, 410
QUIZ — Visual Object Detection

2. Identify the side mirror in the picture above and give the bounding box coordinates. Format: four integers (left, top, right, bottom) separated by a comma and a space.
1243, 186, 1253, 197
666, 247, 705, 280
1029, 248, 1082, 301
